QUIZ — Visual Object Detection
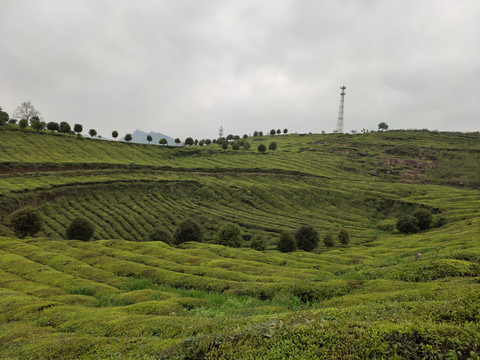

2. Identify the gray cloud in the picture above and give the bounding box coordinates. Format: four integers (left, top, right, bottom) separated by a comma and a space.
1, 0, 478, 140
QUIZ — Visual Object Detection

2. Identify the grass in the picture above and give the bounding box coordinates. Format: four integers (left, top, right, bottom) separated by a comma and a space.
0, 126, 479, 358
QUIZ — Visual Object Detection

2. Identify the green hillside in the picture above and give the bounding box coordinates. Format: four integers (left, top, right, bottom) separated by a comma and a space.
0, 126, 479, 359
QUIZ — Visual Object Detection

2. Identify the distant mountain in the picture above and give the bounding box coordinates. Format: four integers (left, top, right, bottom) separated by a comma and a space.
124, 129, 179, 146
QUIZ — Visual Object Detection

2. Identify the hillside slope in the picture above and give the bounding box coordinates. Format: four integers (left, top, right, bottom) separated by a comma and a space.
0, 126, 479, 359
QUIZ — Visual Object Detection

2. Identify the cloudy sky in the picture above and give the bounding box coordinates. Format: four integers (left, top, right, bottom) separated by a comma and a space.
1, 0, 479, 140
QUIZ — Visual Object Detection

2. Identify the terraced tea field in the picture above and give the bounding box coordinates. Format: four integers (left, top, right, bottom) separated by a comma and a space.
0, 126, 479, 359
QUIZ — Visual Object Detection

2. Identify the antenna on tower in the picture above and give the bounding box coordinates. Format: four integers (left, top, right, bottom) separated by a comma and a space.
218, 125, 224, 138
336, 85, 346, 133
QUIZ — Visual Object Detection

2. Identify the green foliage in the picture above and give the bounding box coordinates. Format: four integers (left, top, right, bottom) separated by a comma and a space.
222, 142, 229, 150
250, 235, 266, 251
8, 206, 43, 238
269, 142, 277, 152
0, 110, 9, 125
65, 217, 95, 241
145, 227, 172, 244
31, 120, 44, 131
323, 233, 334, 248
337, 229, 350, 246
433, 217, 447, 228
257, 144, 266, 153
216, 223, 241, 248
159, 138, 168, 145
377, 219, 396, 231
295, 225, 319, 252
412, 209, 433, 230
278, 231, 296, 252
173, 218, 203, 245
124, 133, 132, 142
69, 286, 95, 296
47, 122, 60, 132
60, 121, 71, 133
185, 137, 194, 146
18, 119, 28, 129
74, 124, 83, 134
0, 129, 479, 359
88, 129, 97, 138
378, 122, 389, 131
396, 215, 420, 234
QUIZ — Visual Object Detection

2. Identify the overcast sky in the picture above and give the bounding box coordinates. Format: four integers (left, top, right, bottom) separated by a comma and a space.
1, 0, 479, 140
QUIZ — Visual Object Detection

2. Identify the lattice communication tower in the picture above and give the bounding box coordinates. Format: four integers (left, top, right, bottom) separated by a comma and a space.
336, 85, 346, 133
218, 125, 224, 138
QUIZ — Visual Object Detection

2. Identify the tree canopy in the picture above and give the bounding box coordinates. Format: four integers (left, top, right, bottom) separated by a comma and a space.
378, 122, 389, 131
9, 207, 43, 239
295, 225, 319, 252
173, 218, 203, 245
13, 101, 41, 124
74, 124, 83, 134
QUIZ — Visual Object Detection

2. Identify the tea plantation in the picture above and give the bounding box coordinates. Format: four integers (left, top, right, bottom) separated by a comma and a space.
0, 126, 479, 359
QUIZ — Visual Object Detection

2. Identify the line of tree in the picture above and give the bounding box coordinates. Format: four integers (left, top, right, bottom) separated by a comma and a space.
4, 102, 295, 147
278, 225, 350, 253
8, 205, 355, 253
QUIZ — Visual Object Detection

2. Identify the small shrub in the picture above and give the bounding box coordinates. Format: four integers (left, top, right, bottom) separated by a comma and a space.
278, 231, 296, 253
66, 217, 95, 241
338, 229, 350, 246
396, 215, 420, 234
216, 223, 241, 248
173, 218, 203, 245
412, 209, 433, 230
9, 206, 43, 238
250, 235, 266, 251
323, 233, 335, 248
145, 228, 172, 244
294, 225, 319, 252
